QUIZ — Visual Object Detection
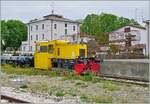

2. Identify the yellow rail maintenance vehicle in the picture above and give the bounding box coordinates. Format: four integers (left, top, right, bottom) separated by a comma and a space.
34, 40, 87, 70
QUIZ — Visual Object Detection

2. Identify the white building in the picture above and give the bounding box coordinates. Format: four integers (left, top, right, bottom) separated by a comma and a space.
109, 25, 148, 56
21, 14, 80, 54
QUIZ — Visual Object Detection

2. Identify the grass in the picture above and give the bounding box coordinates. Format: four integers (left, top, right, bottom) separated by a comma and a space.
55, 90, 65, 97
102, 81, 120, 91
75, 82, 85, 86
1, 64, 114, 85
92, 76, 101, 83
67, 92, 77, 96
80, 94, 113, 103
62, 73, 93, 82
66, 88, 79, 97
75, 81, 88, 88
28, 82, 49, 93
2, 64, 120, 93
89, 95, 113, 103
80, 94, 89, 102
20, 84, 28, 89
1, 64, 62, 77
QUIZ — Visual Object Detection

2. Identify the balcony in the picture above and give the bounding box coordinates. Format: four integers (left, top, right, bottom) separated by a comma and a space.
109, 30, 141, 42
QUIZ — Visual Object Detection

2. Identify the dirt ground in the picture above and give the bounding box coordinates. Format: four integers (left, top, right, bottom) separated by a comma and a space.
1, 72, 149, 104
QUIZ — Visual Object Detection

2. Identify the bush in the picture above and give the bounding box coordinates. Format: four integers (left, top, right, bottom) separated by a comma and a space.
55, 90, 65, 97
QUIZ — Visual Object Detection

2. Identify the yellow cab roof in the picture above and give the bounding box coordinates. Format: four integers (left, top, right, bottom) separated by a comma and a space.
36, 40, 69, 46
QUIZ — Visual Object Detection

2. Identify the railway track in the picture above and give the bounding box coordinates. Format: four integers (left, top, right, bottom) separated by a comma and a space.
53, 68, 149, 86
100, 75, 149, 86
1, 95, 30, 103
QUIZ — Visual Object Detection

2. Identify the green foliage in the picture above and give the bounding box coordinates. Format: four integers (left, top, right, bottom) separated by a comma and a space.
103, 81, 120, 91
92, 76, 100, 83
1, 64, 72, 78
28, 82, 49, 93
95, 33, 109, 44
20, 84, 28, 89
1, 20, 27, 50
108, 44, 120, 55
62, 73, 93, 82
79, 74, 93, 82
80, 94, 89, 102
66, 89, 77, 96
80, 94, 113, 103
80, 13, 141, 44
89, 95, 113, 103
67, 92, 77, 96
1, 20, 9, 50
1, 64, 62, 77
55, 90, 65, 97
75, 82, 85, 86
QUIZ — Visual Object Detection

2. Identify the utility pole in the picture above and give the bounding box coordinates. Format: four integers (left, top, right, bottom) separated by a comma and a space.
51, 1, 54, 40
143, 20, 150, 59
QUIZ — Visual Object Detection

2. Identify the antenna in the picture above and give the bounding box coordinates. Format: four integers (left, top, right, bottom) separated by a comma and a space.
141, 8, 144, 21
51, 1, 54, 14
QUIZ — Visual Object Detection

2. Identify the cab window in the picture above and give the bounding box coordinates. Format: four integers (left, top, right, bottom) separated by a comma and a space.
40, 46, 48, 52
48, 44, 54, 53
79, 49, 85, 57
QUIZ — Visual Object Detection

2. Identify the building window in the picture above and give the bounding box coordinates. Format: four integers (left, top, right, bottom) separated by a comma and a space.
36, 35, 38, 40
42, 24, 44, 29
30, 46, 32, 51
73, 26, 75, 31
23, 46, 25, 51
65, 23, 67, 27
54, 24, 57, 29
31, 26, 32, 31
31, 35, 32, 40
36, 25, 38, 30
42, 34, 44, 40
40, 46, 48, 52
124, 27, 130, 32
65, 29, 67, 35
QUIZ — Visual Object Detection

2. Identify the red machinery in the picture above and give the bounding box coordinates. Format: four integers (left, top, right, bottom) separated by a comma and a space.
74, 57, 101, 75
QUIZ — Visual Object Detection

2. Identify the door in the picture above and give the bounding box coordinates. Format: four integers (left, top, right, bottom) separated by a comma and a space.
34, 45, 52, 70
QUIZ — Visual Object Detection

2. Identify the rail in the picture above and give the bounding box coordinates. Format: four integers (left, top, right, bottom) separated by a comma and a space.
99, 75, 149, 86
1, 95, 30, 103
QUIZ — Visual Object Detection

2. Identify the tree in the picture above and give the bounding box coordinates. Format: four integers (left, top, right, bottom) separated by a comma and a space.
80, 13, 141, 44
1, 20, 9, 50
95, 33, 109, 44
99, 13, 119, 33
108, 44, 120, 55
1, 20, 27, 50
80, 14, 101, 36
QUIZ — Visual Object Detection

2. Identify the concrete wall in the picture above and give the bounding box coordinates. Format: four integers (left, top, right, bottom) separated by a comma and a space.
100, 59, 149, 81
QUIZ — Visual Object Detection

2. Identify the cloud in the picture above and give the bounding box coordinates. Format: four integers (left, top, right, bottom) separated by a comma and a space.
1, 1, 149, 23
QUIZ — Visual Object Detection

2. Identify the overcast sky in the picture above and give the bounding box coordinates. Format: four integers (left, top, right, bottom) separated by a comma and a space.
1, 1, 149, 24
